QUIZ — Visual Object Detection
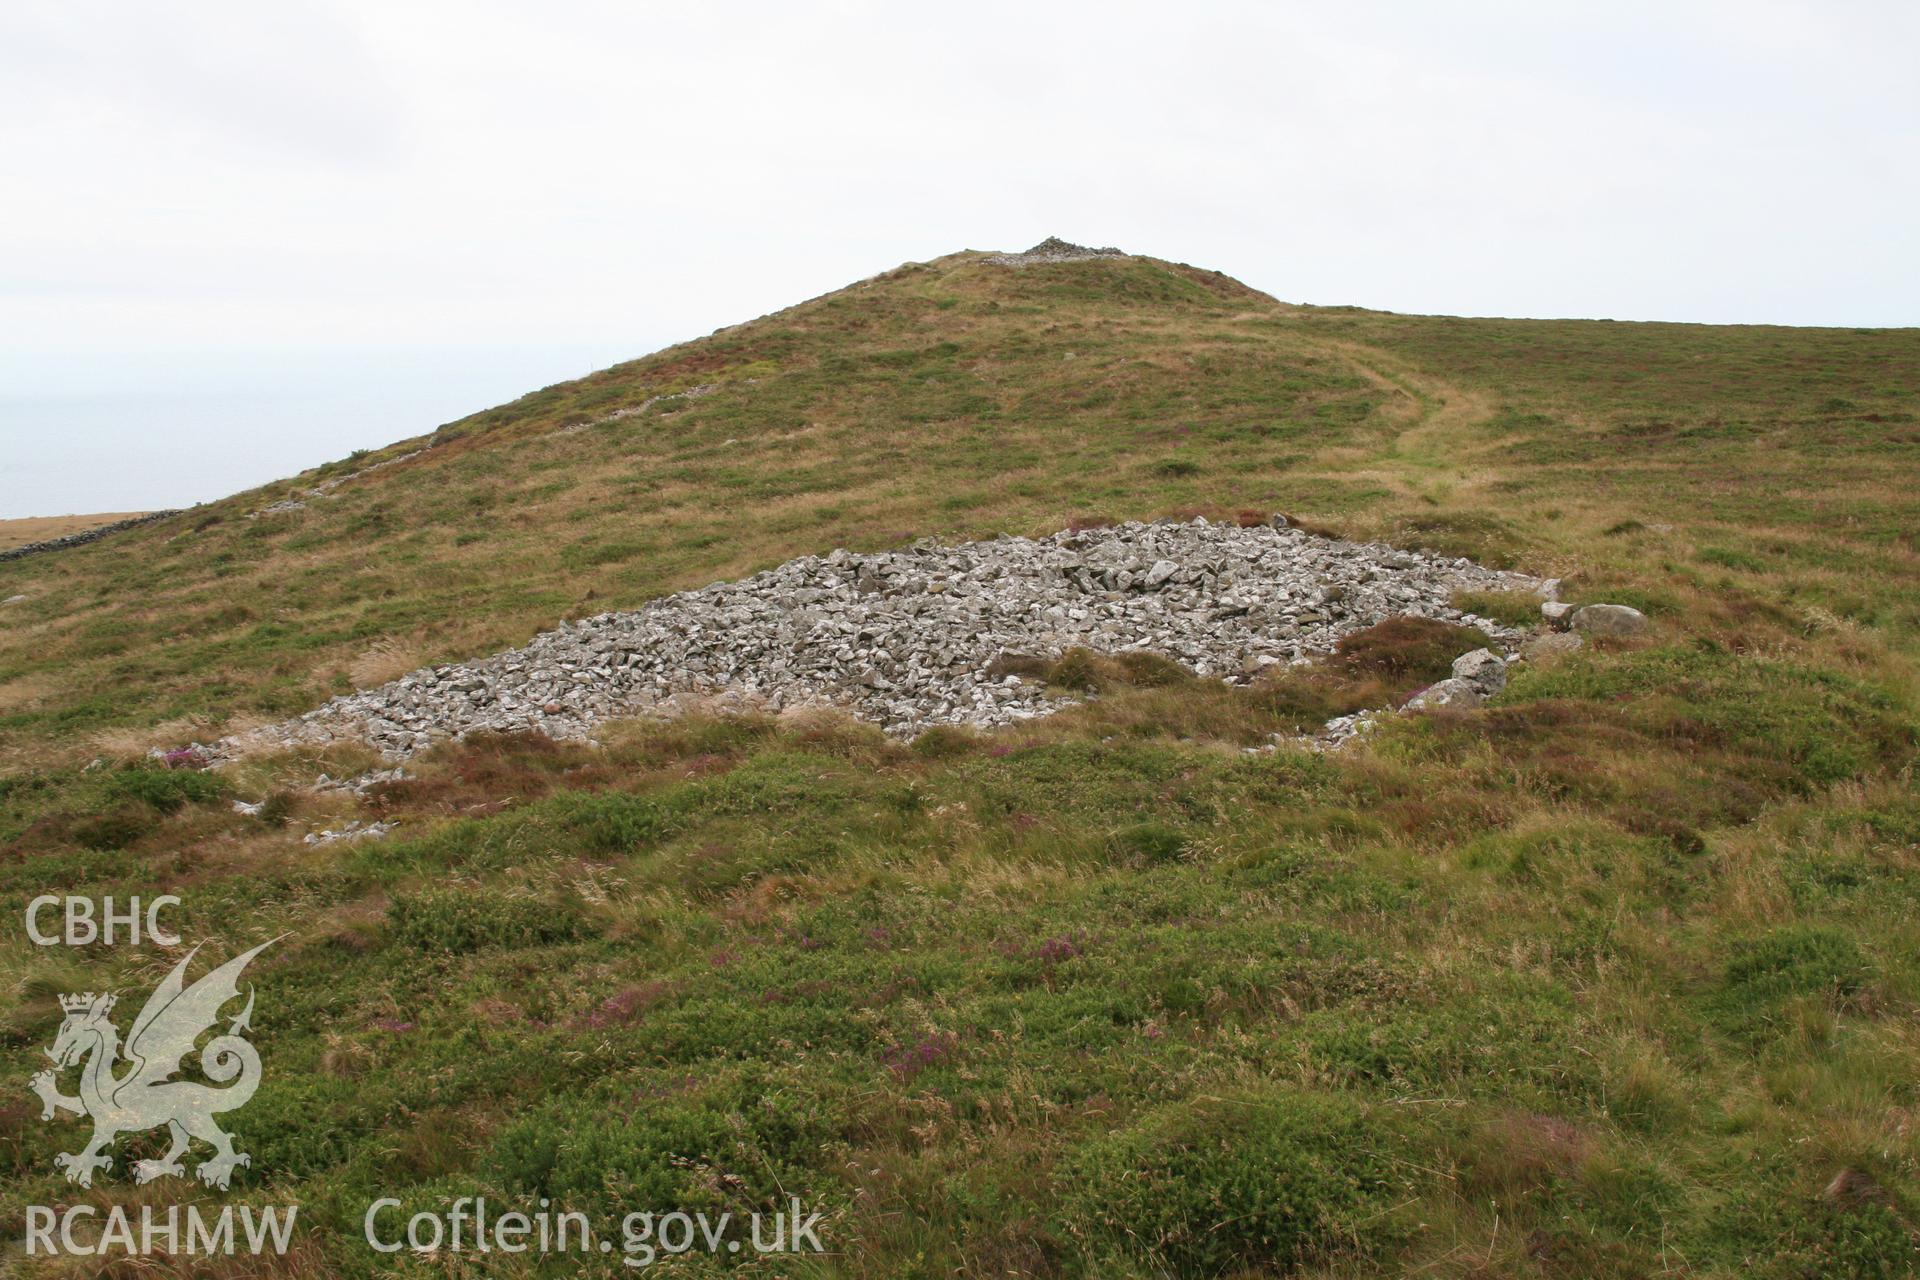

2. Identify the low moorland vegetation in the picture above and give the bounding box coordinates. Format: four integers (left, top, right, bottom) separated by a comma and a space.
1, 251, 1917, 1276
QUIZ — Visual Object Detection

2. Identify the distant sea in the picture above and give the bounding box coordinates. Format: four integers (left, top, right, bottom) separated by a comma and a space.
0, 343, 651, 518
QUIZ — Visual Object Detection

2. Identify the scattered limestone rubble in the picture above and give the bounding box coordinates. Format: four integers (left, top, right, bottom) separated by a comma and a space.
302, 819, 395, 846
231, 770, 409, 840
199, 516, 1548, 762
313, 767, 408, 795
1300, 709, 1387, 753
552, 382, 722, 436
250, 499, 307, 519
248, 445, 435, 517
985, 237, 1129, 266
307, 446, 430, 497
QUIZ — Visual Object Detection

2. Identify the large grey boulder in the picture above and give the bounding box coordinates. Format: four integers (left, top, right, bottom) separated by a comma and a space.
1451, 648, 1507, 698
1406, 677, 1484, 710
1571, 603, 1648, 638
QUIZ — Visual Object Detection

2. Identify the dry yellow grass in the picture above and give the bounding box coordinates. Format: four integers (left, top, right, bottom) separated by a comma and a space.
346, 637, 424, 688
0, 511, 152, 550
83, 715, 218, 760
0, 670, 56, 714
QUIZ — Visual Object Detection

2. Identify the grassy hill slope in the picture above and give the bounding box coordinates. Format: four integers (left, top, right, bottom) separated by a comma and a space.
2, 251, 1918, 1277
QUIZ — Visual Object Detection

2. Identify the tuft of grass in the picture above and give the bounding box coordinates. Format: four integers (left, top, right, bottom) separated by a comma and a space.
389, 888, 593, 953
1054, 1091, 1420, 1273
1452, 587, 1545, 628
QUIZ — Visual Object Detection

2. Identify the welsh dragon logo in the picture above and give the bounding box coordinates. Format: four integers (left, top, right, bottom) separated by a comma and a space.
29, 939, 280, 1190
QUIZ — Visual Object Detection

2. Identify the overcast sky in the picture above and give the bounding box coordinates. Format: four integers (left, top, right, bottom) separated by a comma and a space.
3, 1, 1917, 517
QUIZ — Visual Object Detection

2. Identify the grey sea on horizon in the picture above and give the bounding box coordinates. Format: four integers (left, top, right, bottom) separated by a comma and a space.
0, 343, 649, 519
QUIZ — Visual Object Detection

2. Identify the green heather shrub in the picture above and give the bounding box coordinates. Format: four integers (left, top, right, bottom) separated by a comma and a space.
1053, 1091, 1417, 1274
1723, 927, 1869, 997
255, 790, 294, 827
1457, 821, 1673, 902
1305, 983, 1591, 1100
1699, 545, 1767, 572
69, 806, 154, 851
1106, 820, 1187, 866
104, 763, 225, 812
1804, 1201, 1918, 1279
1504, 644, 1913, 788
492, 1071, 837, 1218
1713, 925, 1868, 1038
231, 1074, 377, 1180
554, 789, 673, 853
388, 888, 591, 953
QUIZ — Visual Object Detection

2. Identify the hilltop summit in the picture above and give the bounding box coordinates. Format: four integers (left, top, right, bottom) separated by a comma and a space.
985, 236, 1128, 265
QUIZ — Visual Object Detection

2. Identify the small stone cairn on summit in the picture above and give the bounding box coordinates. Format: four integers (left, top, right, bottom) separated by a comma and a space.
985, 237, 1129, 266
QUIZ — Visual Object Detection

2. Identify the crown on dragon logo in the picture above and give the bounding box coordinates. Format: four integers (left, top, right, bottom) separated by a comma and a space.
59, 991, 114, 1015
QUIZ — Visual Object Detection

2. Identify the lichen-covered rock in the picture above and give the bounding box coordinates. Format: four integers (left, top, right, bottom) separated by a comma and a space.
1450, 648, 1508, 698
1405, 677, 1484, 711
1571, 603, 1648, 638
